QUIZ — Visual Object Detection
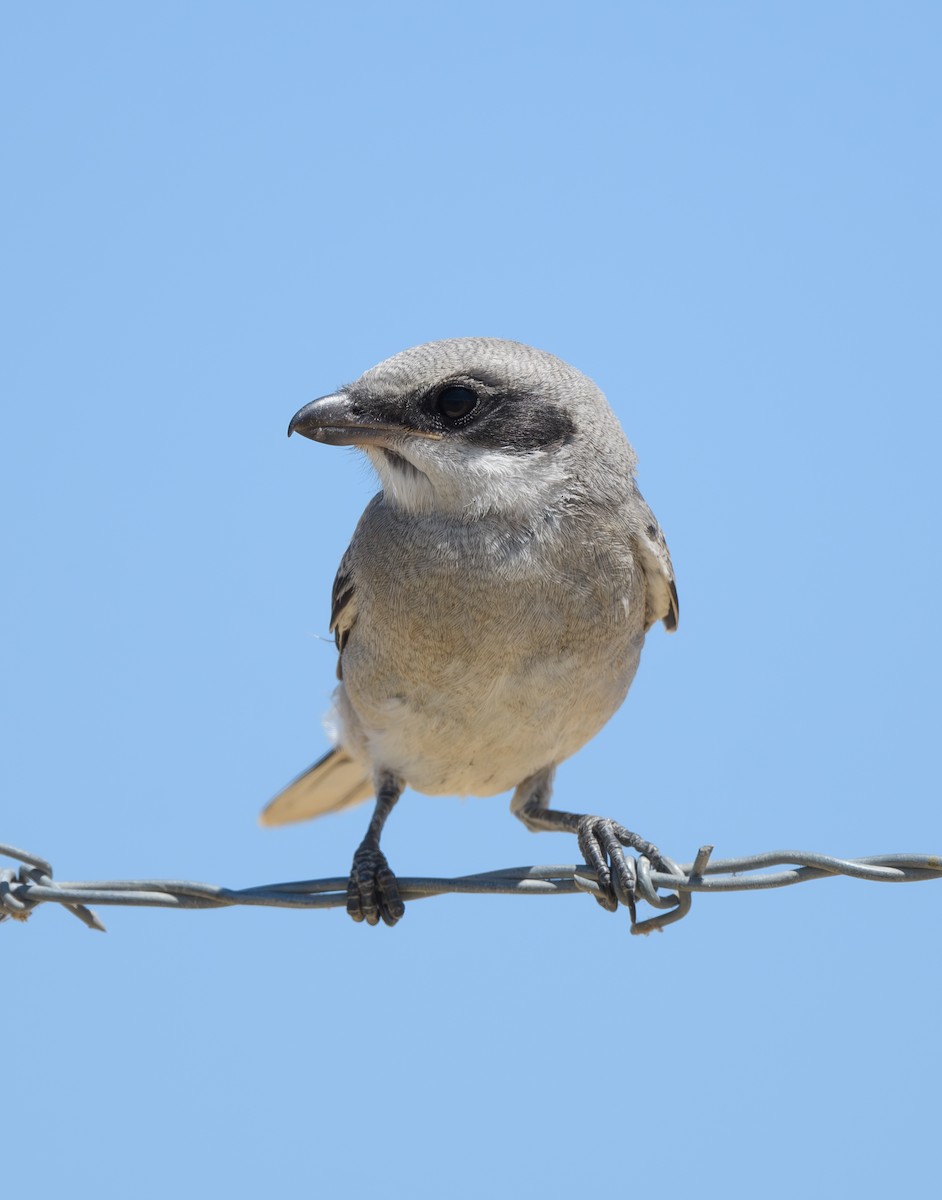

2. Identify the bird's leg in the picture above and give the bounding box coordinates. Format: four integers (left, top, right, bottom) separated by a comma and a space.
347, 771, 406, 927
511, 768, 663, 919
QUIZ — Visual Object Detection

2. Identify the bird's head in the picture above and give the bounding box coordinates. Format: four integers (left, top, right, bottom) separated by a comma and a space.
288, 338, 636, 521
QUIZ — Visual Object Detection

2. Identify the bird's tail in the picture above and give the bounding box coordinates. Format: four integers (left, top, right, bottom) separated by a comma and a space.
259, 747, 373, 827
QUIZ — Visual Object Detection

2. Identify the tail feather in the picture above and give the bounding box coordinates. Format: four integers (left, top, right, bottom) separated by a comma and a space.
260, 747, 373, 827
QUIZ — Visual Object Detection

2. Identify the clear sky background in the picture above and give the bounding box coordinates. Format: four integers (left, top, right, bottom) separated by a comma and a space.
3, 3, 939, 1196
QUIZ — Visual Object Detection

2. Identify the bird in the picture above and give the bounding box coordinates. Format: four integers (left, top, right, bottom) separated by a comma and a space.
261, 338, 678, 927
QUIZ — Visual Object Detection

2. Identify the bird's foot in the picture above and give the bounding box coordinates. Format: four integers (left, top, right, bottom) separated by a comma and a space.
577, 815, 664, 921
346, 841, 405, 927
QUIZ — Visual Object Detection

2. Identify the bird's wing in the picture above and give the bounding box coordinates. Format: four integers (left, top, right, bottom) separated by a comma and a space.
329, 546, 359, 680
259, 746, 373, 827
633, 501, 679, 632
260, 542, 371, 827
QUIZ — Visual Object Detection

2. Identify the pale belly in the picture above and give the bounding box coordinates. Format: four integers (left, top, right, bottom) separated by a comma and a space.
330, 501, 648, 796
333, 626, 644, 797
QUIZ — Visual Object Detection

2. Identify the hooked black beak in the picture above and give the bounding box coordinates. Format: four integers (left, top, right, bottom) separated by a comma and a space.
287, 392, 443, 446
287, 392, 392, 446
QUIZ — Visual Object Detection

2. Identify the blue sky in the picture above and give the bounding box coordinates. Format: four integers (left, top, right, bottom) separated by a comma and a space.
3, 3, 939, 1195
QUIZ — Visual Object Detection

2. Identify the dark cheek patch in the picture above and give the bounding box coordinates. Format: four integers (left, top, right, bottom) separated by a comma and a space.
461, 399, 576, 453
348, 383, 576, 452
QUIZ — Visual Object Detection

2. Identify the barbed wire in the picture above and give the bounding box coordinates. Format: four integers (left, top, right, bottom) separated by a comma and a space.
3, 840, 940, 935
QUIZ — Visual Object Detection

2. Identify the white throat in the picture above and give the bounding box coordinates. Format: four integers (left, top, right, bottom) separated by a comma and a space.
364, 440, 572, 523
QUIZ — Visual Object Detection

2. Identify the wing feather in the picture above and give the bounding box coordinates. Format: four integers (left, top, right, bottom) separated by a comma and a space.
329, 548, 358, 678
633, 503, 679, 633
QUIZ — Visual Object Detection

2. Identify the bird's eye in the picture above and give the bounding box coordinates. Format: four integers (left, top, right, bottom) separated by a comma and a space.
434, 385, 479, 422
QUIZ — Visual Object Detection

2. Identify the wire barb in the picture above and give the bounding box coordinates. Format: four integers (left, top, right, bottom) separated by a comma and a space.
2, 841, 940, 935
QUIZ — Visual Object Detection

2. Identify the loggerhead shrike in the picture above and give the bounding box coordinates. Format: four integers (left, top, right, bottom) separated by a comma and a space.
261, 338, 678, 927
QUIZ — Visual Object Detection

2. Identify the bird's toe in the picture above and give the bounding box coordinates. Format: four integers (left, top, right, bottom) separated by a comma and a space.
346, 845, 405, 927
577, 815, 663, 922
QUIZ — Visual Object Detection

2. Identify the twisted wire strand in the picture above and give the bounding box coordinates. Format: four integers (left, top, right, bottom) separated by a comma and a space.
2, 841, 939, 936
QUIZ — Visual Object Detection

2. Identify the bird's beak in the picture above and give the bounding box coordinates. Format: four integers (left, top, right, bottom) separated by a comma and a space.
288, 392, 444, 447
287, 392, 396, 446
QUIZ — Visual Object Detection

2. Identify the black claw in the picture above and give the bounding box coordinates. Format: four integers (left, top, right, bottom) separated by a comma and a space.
346, 844, 404, 927
576, 815, 619, 912
577, 815, 660, 921
374, 861, 405, 926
